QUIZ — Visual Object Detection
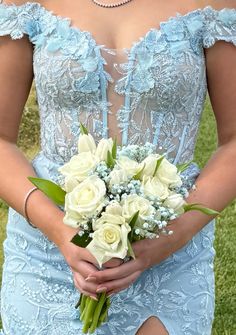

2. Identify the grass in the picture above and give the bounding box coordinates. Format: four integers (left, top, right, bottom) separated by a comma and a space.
0, 88, 235, 334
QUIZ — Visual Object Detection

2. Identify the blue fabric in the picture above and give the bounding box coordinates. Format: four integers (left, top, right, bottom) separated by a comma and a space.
0, 2, 235, 334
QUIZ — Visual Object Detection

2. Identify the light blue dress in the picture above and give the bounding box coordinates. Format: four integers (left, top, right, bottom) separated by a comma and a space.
0, 2, 235, 334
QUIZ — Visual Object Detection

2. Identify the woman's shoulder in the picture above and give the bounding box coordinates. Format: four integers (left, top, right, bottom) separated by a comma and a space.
178, 0, 236, 13
197, 0, 236, 10
171, 0, 235, 19
0, 0, 43, 5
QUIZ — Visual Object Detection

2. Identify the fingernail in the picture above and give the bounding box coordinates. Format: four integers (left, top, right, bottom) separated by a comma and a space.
90, 295, 98, 301
96, 287, 107, 293
85, 276, 97, 282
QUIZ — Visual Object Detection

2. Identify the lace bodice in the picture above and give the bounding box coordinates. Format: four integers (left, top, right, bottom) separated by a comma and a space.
0, 2, 236, 164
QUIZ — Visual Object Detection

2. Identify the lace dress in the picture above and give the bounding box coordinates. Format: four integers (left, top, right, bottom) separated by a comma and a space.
0, 2, 235, 334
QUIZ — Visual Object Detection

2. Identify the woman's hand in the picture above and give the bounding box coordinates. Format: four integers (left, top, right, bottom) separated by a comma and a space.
57, 218, 187, 298
59, 240, 100, 300
58, 234, 123, 300
84, 221, 188, 296
84, 239, 153, 296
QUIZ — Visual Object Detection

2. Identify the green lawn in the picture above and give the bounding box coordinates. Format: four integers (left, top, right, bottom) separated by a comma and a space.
0, 89, 235, 334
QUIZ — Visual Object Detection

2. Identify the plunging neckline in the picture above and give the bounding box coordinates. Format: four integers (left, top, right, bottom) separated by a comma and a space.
19, 1, 214, 54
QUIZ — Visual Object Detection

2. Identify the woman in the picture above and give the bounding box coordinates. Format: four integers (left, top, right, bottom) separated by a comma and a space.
0, 0, 235, 334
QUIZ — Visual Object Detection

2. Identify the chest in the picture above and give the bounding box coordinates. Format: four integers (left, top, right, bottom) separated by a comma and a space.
39, 0, 197, 50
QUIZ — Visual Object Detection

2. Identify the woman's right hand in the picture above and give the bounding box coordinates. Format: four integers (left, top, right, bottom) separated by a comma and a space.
58, 228, 123, 300
57, 231, 100, 300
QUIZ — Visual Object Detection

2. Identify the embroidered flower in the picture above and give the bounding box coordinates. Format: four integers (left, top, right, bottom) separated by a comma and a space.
25, 19, 47, 46
74, 72, 100, 93
218, 8, 236, 27
80, 56, 99, 72
130, 47, 156, 93
161, 18, 186, 42
131, 67, 155, 93
186, 15, 204, 36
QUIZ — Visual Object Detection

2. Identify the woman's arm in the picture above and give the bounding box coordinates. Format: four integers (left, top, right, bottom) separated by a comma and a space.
0, 32, 106, 301
0, 35, 78, 247
87, 37, 236, 296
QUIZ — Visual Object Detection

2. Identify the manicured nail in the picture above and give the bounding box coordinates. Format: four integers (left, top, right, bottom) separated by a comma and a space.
90, 295, 98, 301
85, 276, 97, 282
96, 287, 107, 293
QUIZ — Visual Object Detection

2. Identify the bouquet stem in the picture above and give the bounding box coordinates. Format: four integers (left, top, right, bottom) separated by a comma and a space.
77, 292, 110, 334
89, 292, 107, 333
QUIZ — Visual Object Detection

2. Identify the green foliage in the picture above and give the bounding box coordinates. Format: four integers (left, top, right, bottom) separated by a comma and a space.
106, 150, 115, 169
153, 155, 165, 176
80, 123, 89, 135
177, 160, 193, 173
28, 177, 66, 206
0, 92, 235, 334
133, 164, 145, 180
111, 138, 117, 159
184, 203, 220, 216
71, 232, 92, 248
128, 210, 139, 243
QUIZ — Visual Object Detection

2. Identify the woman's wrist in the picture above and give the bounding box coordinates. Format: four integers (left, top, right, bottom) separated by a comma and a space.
24, 188, 79, 248
143, 213, 206, 268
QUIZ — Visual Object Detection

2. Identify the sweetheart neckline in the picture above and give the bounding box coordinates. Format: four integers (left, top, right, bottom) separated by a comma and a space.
2, 1, 219, 54
32, 2, 207, 53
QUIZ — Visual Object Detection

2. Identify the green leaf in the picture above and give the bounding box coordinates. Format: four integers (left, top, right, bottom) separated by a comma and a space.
129, 210, 139, 230
106, 150, 115, 169
128, 210, 139, 241
177, 161, 193, 173
80, 123, 88, 135
28, 177, 66, 206
184, 203, 220, 216
133, 163, 146, 180
127, 240, 136, 259
153, 156, 165, 176
111, 138, 117, 159
71, 231, 92, 248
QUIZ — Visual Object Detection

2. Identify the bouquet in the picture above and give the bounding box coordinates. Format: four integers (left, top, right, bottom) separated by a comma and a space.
29, 124, 218, 334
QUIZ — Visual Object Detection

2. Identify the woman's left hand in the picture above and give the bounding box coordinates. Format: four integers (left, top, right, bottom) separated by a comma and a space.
85, 238, 155, 296
86, 220, 188, 296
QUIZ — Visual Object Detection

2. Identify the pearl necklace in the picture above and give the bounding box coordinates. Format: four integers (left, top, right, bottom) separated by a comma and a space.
91, 0, 134, 8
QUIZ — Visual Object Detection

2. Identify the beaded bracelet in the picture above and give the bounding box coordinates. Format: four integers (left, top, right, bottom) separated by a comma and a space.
23, 187, 38, 229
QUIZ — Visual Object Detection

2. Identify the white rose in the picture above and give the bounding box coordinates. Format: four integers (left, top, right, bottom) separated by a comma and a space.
86, 222, 131, 267
141, 176, 169, 200
140, 154, 163, 179
64, 175, 80, 193
58, 152, 99, 183
63, 176, 106, 227
156, 158, 182, 187
116, 156, 143, 177
163, 193, 186, 214
105, 202, 123, 216
95, 138, 113, 161
92, 212, 126, 230
63, 211, 87, 229
109, 169, 129, 187
121, 194, 155, 222
78, 133, 96, 153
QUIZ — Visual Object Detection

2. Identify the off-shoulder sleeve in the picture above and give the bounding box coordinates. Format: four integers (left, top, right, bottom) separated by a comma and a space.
0, 3, 26, 39
0, 2, 42, 41
202, 6, 236, 48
